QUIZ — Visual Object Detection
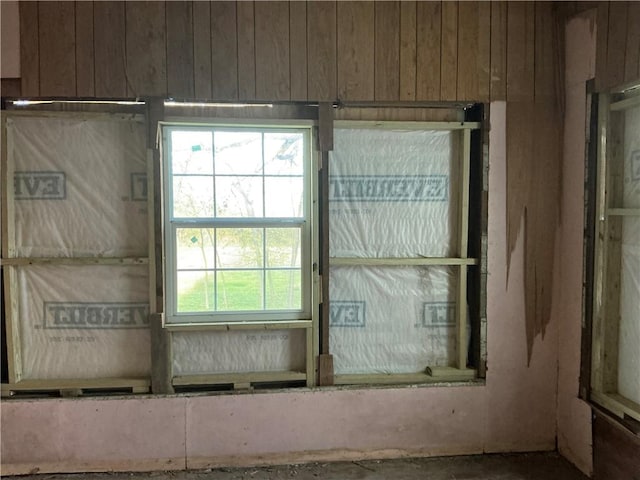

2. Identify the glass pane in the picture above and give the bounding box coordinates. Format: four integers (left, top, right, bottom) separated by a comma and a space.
172, 176, 214, 218
264, 132, 304, 176
171, 130, 213, 175
214, 131, 263, 175
266, 270, 301, 309
266, 228, 301, 268
217, 228, 263, 268
215, 176, 263, 217
623, 104, 640, 208
217, 270, 263, 311
264, 176, 304, 217
177, 270, 215, 312
176, 228, 215, 270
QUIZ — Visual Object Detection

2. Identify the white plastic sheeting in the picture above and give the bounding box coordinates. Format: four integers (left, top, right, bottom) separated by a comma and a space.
329, 128, 460, 374
172, 330, 305, 375
16, 265, 151, 380
618, 104, 640, 404
8, 114, 148, 257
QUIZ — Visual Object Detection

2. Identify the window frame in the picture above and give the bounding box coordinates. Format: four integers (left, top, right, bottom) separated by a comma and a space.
588, 84, 640, 423
160, 122, 317, 328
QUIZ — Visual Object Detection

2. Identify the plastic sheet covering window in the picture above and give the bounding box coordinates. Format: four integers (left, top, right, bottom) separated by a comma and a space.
8, 115, 148, 257
329, 128, 460, 374
17, 265, 150, 380
618, 104, 640, 404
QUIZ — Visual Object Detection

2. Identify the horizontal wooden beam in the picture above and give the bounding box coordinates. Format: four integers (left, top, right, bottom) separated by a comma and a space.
164, 319, 313, 332
173, 371, 306, 386
330, 257, 478, 267
0, 257, 149, 267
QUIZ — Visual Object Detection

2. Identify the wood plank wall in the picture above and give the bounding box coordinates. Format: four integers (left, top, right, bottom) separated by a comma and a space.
11, 1, 640, 364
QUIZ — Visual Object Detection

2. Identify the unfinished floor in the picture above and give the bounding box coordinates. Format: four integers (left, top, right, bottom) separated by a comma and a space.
5, 453, 588, 480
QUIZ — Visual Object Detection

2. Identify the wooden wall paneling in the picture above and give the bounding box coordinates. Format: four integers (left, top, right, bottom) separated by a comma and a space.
166, 1, 194, 99
458, 2, 480, 101
337, 1, 374, 101
476, 2, 491, 102
624, 2, 640, 84
19, 2, 39, 97
399, 1, 416, 101
255, 2, 290, 101
374, 1, 400, 101
506, 2, 535, 102
606, 2, 628, 90
94, 1, 127, 98
440, 1, 458, 101
210, 2, 238, 100
534, 1, 555, 103
125, 2, 167, 97
593, 410, 640, 480
416, 1, 441, 101
39, 1, 76, 97
289, 1, 308, 101
237, 1, 256, 100
595, 2, 609, 92
193, 1, 212, 99
75, 1, 96, 97
307, 1, 337, 101
75, 1, 95, 97
490, 1, 507, 101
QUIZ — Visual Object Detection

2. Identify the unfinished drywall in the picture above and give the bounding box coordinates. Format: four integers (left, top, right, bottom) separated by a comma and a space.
555, 11, 596, 476
1, 103, 562, 474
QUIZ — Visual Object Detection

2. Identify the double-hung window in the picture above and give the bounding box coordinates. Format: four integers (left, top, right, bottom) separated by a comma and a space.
162, 125, 313, 326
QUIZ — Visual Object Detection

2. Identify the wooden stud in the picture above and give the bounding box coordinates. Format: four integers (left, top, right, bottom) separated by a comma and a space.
399, 1, 417, 101
193, 1, 213, 100
330, 257, 478, 267
0, 257, 148, 267
166, 1, 195, 99
440, 1, 458, 101
94, 1, 127, 98
337, 1, 375, 101
335, 371, 476, 386
255, 2, 290, 101
374, 1, 400, 102
237, 1, 256, 101
19, 2, 39, 97
308, 1, 337, 101
173, 371, 306, 386
75, 1, 95, 97
210, 1, 238, 100
416, 1, 441, 101
306, 326, 315, 387
457, 129, 471, 370
125, 2, 167, 97
289, 1, 308, 101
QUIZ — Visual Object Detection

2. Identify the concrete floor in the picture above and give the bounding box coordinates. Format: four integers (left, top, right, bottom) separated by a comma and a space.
7, 453, 588, 480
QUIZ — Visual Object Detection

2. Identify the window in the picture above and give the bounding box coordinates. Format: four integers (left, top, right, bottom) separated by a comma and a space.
162, 125, 314, 326
588, 84, 640, 422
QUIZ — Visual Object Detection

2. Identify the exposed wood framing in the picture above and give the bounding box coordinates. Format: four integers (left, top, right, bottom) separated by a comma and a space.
1, 378, 150, 398
173, 371, 306, 387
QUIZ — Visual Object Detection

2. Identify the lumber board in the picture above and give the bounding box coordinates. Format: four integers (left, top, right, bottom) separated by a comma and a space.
237, 1, 256, 100
329, 257, 478, 267
490, 1, 507, 101
19, 2, 39, 97
173, 371, 306, 387
335, 372, 477, 386
624, 2, 640, 84
440, 2, 458, 101
595, 2, 609, 92
416, 1, 441, 101
125, 1, 167, 97
39, 1, 76, 97
289, 1, 308, 101
458, 2, 490, 102
94, 1, 127, 97
476, 2, 491, 102
606, 2, 628, 90
399, 1, 417, 101
0, 257, 148, 267
210, 1, 238, 100
255, 2, 290, 101
374, 1, 400, 101
506, 1, 535, 102
166, 1, 194, 99
337, 1, 374, 101
1, 378, 150, 397
426, 366, 476, 380
307, 1, 337, 101
75, 1, 95, 97
193, 1, 212, 100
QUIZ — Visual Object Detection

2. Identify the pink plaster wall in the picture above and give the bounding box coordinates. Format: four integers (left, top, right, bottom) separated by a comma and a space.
1, 104, 562, 475
554, 11, 598, 476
